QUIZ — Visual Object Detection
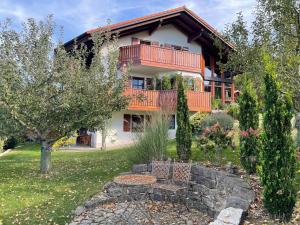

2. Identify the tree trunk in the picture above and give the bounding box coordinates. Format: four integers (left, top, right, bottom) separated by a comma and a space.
101, 127, 107, 150
40, 141, 51, 174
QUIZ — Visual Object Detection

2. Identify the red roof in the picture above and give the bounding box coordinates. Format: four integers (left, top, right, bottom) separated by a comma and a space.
86, 6, 234, 49
65, 6, 234, 49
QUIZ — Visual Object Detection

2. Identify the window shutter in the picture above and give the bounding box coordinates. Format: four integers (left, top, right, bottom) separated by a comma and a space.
123, 114, 131, 132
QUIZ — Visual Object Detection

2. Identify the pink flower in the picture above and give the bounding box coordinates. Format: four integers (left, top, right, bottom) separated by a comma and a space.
241, 130, 249, 137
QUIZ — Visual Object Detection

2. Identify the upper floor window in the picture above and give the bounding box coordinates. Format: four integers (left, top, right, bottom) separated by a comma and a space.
204, 53, 212, 79
224, 71, 232, 80
204, 81, 212, 92
132, 77, 144, 89
214, 61, 222, 79
140, 39, 151, 45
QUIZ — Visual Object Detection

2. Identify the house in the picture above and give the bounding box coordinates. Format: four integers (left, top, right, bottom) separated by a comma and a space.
64, 6, 235, 148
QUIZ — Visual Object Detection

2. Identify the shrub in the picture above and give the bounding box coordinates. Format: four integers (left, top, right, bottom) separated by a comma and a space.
200, 112, 234, 132
52, 134, 77, 150
261, 55, 296, 221
240, 128, 260, 173
190, 112, 208, 135
3, 136, 18, 150
197, 123, 232, 165
225, 102, 240, 119
211, 98, 223, 110
162, 75, 172, 90
135, 112, 169, 163
238, 80, 260, 174
176, 75, 192, 161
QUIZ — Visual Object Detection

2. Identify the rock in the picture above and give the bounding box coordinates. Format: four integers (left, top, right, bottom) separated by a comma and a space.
74, 206, 85, 216
214, 207, 243, 225
225, 196, 251, 212
132, 164, 148, 173
186, 220, 193, 225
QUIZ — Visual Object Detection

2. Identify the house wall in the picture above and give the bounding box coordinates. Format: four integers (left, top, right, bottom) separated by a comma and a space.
118, 24, 202, 54
92, 110, 177, 148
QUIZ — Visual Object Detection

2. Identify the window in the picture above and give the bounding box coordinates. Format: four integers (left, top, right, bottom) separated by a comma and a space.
169, 115, 175, 129
140, 39, 151, 45
156, 78, 162, 90
204, 81, 212, 92
224, 71, 232, 80
204, 53, 212, 79
184, 78, 195, 91
132, 115, 144, 132
215, 82, 222, 99
132, 77, 144, 89
214, 61, 222, 79
146, 78, 154, 90
123, 114, 131, 132
124, 114, 146, 132
225, 83, 232, 100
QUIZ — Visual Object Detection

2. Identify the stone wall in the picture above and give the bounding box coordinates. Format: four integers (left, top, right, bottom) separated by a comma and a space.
132, 163, 255, 218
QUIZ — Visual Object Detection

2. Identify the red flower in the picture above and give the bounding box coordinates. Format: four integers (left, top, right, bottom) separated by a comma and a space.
241, 130, 249, 137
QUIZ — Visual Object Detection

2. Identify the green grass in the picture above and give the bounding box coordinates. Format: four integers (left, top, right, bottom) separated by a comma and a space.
0, 143, 137, 225
0, 142, 299, 225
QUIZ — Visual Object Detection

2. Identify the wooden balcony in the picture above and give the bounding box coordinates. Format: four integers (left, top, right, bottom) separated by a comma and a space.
124, 89, 211, 112
120, 44, 202, 73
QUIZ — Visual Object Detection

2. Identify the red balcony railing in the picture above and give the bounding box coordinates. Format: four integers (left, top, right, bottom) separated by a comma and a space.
124, 89, 211, 112
120, 44, 202, 73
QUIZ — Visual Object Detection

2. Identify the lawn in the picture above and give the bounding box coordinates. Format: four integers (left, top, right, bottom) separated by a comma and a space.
0, 142, 299, 225
0, 144, 138, 225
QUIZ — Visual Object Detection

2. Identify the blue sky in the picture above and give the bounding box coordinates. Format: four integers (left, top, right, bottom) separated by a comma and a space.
0, 0, 257, 42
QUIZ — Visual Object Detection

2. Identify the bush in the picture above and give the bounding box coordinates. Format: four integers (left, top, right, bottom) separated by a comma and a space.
52, 134, 77, 150
240, 128, 260, 173
238, 80, 260, 174
200, 112, 234, 132
135, 112, 169, 163
225, 102, 240, 119
261, 55, 296, 221
197, 123, 232, 165
3, 137, 18, 150
211, 98, 223, 110
190, 112, 208, 135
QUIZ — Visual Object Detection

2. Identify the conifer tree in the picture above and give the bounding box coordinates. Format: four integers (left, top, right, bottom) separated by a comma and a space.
261, 53, 296, 221
176, 75, 192, 161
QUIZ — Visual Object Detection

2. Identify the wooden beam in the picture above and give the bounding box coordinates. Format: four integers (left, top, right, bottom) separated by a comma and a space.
188, 29, 204, 43
149, 19, 163, 35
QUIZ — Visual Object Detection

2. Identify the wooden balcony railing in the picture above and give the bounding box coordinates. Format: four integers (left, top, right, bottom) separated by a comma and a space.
124, 89, 211, 112
120, 44, 202, 73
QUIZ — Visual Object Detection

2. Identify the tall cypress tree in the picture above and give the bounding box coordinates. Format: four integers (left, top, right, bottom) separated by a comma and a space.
261, 53, 296, 221
176, 75, 192, 161
239, 80, 260, 173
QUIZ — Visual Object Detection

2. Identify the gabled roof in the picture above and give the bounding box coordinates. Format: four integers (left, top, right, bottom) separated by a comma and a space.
64, 6, 234, 50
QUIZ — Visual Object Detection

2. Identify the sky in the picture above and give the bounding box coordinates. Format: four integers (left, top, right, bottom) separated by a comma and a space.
0, 0, 257, 42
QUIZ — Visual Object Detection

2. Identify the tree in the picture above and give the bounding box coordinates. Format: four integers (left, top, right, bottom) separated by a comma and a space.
261, 52, 296, 221
238, 80, 260, 173
0, 17, 128, 173
223, 1, 300, 110
176, 75, 192, 161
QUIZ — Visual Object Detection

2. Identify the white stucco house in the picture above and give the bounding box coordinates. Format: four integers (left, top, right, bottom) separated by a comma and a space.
64, 6, 235, 148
